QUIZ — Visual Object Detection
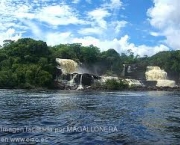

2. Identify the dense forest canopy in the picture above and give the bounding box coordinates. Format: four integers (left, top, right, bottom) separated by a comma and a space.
0, 38, 180, 89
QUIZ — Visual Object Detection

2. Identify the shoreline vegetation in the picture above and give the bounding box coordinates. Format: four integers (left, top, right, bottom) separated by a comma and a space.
0, 38, 180, 90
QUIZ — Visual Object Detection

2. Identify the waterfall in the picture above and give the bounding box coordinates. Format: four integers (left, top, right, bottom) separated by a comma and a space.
127, 66, 132, 73
91, 75, 94, 84
69, 74, 78, 86
125, 79, 143, 87
145, 66, 176, 87
121, 64, 126, 76
56, 58, 78, 74
145, 66, 167, 80
77, 74, 83, 90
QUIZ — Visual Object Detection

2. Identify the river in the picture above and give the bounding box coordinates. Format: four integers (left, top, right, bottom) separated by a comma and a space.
0, 90, 180, 144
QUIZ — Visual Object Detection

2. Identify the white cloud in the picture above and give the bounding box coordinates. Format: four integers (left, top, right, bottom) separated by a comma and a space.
88, 8, 110, 19
45, 34, 169, 56
147, 0, 180, 49
85, 7, 127, 37
0, 1, 85, 27
111, 21, 127, 34
88, 8, 110, 29
164, 28, 180, 49
150, 32, 160, 37
78, 28, 103, 35
0, 0, 35, 44
91, 35, 169, 56
72, 36, 99, 46
15, 4, 35, 19
0, 28, 21, 46
45, 32, 72, 46
76, 19, 127, 41
0, 0, 86, 45
110, 0, 122, 8
113, 35, 169, 56
102, 0, 122, 10
21, 20, 42, 39
37, 5, 85, 26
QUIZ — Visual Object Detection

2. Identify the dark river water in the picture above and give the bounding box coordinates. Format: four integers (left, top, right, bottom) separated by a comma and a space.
0, 90, 180, 145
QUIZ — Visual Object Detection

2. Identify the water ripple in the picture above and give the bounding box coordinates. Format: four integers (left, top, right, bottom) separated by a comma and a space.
0, 90, 180, 144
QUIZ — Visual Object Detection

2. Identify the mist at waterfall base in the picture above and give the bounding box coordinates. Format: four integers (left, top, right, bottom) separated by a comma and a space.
1, 90, 180, 144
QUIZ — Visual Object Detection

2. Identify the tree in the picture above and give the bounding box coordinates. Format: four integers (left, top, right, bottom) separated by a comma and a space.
36, 70, 52, 87
100, 49, 121, 75
3, 40, 14, 47
81, 45, 100, 64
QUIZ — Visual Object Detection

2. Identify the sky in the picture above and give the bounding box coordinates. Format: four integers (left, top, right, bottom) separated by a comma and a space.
0, 0, 180, 56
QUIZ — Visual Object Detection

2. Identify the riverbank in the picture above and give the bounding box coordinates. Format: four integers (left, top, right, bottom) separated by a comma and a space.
82, 86, 180, 92
1, 84, 180, 91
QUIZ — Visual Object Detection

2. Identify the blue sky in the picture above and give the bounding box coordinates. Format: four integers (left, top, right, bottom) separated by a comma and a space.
0, 0, 179, 56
